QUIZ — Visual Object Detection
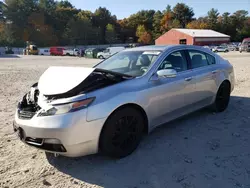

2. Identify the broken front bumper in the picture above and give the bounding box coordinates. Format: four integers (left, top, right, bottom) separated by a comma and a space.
13, 109, 107, 157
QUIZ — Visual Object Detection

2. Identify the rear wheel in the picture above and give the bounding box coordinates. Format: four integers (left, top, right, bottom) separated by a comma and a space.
100, 107, 144, 158
211, 81, 231, 112
98, 55, 104, 59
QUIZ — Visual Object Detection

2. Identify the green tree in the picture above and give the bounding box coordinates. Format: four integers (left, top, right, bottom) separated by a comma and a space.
117, 19, 136, 43
239, 17, 250, 40
152, 11, 163, 39
186, 19, 209, 29
4, 0, 40, 45
54, 7, 79, 45
161, 5, 175, 32
39, 0, 56, 15
63, 17, 94, 45
105, 24, 117, 44
77, 10, 93, 20
92, 7, 113, 44
230, 10, 248, 40
56, 0, 73, 9
207, 8, 219, 30
172, 3, 194, 28
0, 1, 6, 22
218, 12, 232, 36
136, 24, 152, 44
136, 25, 146, 38
160, 5, 182, 32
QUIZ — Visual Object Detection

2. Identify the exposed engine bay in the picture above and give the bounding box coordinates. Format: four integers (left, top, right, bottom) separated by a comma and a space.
18, 68, 133, 118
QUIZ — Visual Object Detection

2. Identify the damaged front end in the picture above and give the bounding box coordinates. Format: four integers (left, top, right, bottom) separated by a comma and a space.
17, 83, 41, 119
17, 67, 132, 119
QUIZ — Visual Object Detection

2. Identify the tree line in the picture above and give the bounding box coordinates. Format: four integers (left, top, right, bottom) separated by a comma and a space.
0, 0, 249, 47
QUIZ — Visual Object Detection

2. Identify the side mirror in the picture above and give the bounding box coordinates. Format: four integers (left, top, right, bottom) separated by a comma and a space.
150, 69, 177, 81
157, 69, 177, 78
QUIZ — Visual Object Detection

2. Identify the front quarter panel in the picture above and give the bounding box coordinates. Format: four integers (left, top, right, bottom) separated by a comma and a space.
85, 78, 158, 129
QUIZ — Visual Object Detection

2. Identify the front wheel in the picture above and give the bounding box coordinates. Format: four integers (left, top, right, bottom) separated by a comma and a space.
211, 81, 231, 112
98, 55, 104, 59
99, 107, 145, 158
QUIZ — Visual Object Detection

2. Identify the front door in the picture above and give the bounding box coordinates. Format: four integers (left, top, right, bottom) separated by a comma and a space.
149, 50, 196, 127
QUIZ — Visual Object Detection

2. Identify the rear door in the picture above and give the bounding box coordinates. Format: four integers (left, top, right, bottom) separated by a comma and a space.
186, 49, 218, 106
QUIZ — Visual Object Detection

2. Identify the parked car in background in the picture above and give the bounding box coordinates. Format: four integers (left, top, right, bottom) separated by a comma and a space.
14, 45, 235, 158
239, 38, 250, 53
212, 46, 229, 53
78, 48, 85, 57
5, 47, 14, 54
234, 45, 239, 51
39, 49, 50, 56
97, 47, 125, 59
227, 45, 237, 51
85, 48, 103, 58
63, 48, 79, 56
203, 46, 210, 50
26, 45, 39, 55
50, 47, 65, 56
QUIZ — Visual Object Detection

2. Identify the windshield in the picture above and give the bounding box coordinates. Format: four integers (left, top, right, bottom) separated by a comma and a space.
95, 50, 161, 77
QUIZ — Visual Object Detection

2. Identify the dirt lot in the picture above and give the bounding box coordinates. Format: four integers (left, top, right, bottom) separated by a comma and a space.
0, 52, 250, 188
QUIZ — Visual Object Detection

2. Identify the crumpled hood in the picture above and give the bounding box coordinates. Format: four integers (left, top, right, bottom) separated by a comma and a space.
38, 66, 95, 95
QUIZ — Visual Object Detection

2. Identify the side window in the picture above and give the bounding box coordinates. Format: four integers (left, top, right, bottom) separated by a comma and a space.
188, 50, 208, 69
158, 50, 188, 72
206, 53, 216, 65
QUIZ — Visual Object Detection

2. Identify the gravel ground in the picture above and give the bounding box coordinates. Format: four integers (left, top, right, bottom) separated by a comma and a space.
0, 52, 250, 188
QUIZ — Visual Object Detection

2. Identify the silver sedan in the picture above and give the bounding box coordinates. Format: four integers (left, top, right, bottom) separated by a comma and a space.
14, 45, 235, 158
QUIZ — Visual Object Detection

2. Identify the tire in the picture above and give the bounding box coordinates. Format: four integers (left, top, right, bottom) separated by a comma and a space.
98, 55, 104, 59
66, 53, 70, 56
99, 107, 145, 158
211, 81, 231, 112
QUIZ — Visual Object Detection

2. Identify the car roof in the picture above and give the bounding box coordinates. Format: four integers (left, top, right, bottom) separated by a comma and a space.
123, 45, 173, 52
123, 45, 206, 52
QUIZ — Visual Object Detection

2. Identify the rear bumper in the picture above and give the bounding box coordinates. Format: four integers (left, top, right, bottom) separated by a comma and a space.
14, 109, 107, 157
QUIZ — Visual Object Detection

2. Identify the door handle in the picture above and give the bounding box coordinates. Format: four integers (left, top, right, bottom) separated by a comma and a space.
185, 77, 192, 81
212, 70, 217, 74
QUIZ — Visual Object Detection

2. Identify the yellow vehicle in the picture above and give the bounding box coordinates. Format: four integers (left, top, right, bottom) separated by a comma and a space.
26, 45, 38, 55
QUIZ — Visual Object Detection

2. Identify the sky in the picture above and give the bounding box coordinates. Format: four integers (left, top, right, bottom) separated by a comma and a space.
69, 0, 250, 19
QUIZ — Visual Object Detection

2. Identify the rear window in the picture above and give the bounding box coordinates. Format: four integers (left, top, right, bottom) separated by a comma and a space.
206, 53, 216, 65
